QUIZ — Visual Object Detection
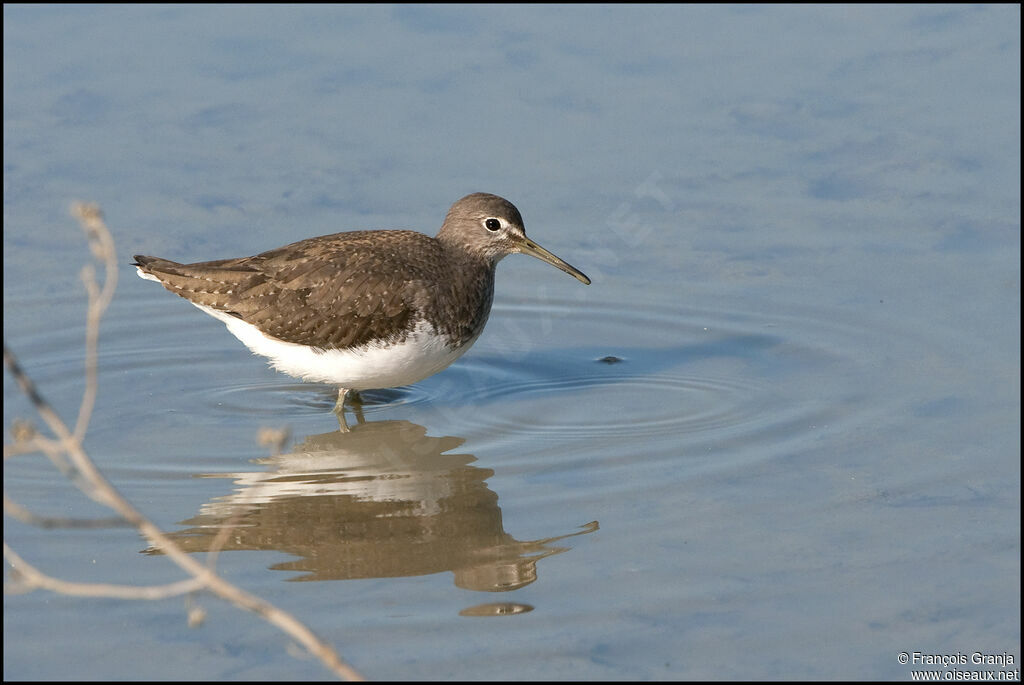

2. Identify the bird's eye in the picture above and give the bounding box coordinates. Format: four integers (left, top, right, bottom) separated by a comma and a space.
485, 218, 501, 231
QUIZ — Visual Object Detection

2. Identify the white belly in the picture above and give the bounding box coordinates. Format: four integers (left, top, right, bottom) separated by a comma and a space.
193, 303, 478, 389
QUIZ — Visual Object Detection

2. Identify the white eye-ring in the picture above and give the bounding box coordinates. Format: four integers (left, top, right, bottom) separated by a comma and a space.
484, 218, 502, 231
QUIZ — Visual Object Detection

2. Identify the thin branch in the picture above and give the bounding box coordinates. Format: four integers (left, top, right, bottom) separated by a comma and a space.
71, 203, 118, 443
3, 204, 365, 681
5, 542, 204, 599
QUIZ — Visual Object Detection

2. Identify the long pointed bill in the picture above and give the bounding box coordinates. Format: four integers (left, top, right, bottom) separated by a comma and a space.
517, 236, 591, 285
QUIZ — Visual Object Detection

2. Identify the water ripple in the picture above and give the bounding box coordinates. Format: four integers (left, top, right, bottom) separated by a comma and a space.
6, 286, 934, 480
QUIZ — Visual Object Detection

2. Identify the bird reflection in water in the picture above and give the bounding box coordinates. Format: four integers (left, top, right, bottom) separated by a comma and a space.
145, 419, 597, 593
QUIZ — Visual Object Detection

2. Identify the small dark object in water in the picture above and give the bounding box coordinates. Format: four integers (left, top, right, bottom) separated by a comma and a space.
597, 355, 624, 364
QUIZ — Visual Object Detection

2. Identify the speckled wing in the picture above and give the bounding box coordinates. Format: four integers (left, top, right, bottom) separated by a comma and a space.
134, 230, 449, 350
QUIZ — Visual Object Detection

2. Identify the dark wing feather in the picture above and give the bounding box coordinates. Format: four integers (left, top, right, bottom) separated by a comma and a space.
135, 230, 455, 349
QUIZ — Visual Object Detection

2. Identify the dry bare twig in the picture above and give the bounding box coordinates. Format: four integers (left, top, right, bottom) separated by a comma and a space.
3, 204, 364, 681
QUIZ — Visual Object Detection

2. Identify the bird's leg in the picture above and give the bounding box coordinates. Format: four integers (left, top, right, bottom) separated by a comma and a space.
334, 387, 350, 432
350, 390, 366, 426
